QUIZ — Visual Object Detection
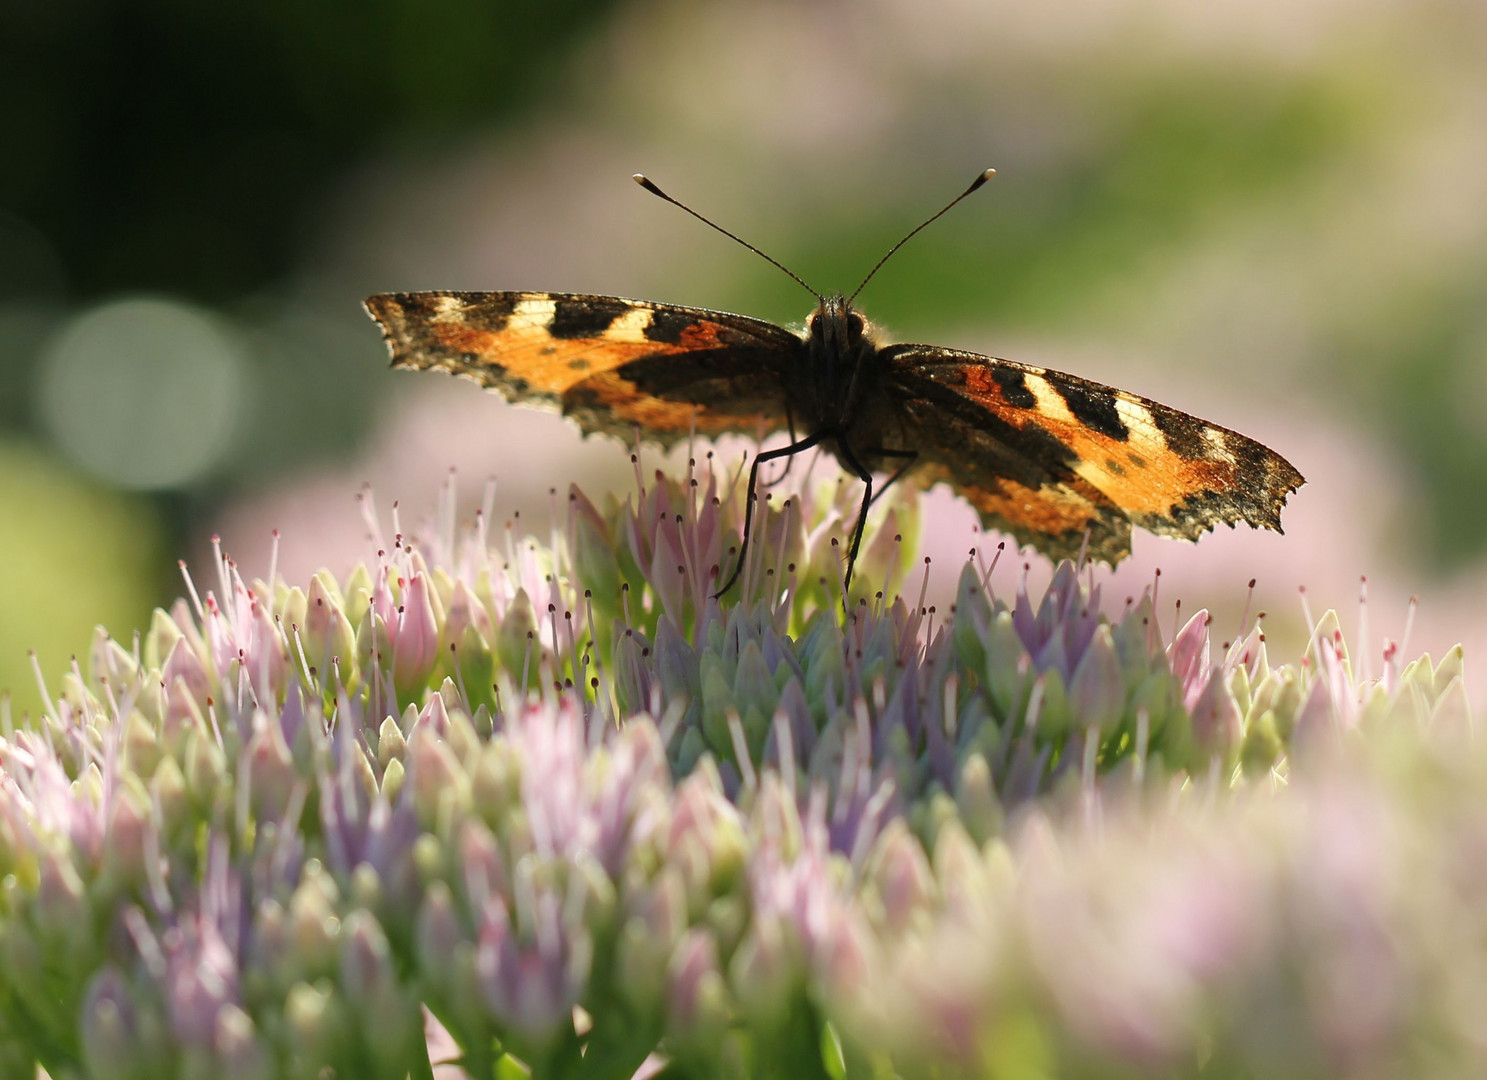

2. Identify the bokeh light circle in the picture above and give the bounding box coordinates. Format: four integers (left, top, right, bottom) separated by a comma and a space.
38, 296, 247, 489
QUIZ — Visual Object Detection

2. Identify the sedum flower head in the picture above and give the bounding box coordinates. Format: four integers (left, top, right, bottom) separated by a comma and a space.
0, 457, 1477, 1079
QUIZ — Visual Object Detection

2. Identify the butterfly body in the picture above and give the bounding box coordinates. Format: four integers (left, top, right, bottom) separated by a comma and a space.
366, 287, 1303, 576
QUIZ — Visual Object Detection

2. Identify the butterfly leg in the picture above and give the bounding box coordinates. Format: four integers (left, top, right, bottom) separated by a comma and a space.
761, 402, 799, 490
864, 448, 918, 511
715, 431, 826, 598
834, 440, 879, 597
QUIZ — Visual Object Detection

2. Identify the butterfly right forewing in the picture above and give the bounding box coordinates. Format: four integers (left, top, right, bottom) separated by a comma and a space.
882, 343, 1303, 563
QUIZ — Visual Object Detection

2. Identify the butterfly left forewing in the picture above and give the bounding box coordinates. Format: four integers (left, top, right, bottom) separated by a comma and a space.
365, 291, 803, 447
882, 344, 1303, 561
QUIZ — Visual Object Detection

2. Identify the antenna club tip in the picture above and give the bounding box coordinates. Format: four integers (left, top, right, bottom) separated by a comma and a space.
967, 167, 997, 193
633, 173, 667, 198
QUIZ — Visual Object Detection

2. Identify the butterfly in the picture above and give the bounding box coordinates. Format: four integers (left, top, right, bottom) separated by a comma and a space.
366, 170, 1303, 597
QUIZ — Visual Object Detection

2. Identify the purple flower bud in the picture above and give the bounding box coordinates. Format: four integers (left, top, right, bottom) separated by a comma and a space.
164, 914, 240, 1049
161, 633, 211, 718
864, 820, 935, 934
475, 880, 592, 1050
768, 676, 817, 766
1188, 672, 1243, 769
1069, 624, 1124, 735
392, 570, 440, 695
744, 808, 872, 1011
1167, 610, 1212, 705
654, 617, 700, 717
458, 819, 510, 911
666, 929, 729, 1047
204, 579, 288, 706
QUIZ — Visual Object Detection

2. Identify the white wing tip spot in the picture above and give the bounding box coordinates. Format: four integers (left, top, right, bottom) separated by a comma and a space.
511, 295, 558, 331
1203, 426, 1235, 462
604, 305, 656, 343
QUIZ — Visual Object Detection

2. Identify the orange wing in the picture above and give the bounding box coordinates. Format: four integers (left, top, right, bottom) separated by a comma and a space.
885, 345, 1304, 563
365, 291, 804, 447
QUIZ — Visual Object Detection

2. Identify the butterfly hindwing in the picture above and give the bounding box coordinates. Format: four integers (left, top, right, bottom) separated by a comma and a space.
365, 291, 804, 447
883, 343, 1303, 561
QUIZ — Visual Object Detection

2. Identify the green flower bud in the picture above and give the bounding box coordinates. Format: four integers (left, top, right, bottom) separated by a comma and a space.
666, 929, 730, 1052
245, 713, 297, 824
303, 572, 355, 684
951, 562, 992, 675
495, 589, 539, 688
283, 980, 349, 1072
101, 777, 152, 889
983, 611, 1033, 723
617, 867, 687, 1010
287, 865, 342, 983
215, 1004, 273, 1080
570, 485, 622, 606
341, 910, 419, 1077
955, 752, 1002, 846
408, 727, 470, 831
144, 606, 185, 673
1241, 709, 1283, 777
121, 709, 161, 780
376, 715, 406, 771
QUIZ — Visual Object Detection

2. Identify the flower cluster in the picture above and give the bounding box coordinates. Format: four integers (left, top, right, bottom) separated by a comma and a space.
0, 458, 1474, 1079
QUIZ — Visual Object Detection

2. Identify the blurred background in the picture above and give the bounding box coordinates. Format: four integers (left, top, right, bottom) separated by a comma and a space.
4, 0, 1486, 715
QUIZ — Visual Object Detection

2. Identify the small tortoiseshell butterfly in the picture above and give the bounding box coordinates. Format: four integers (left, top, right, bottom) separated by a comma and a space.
366, 169, 1303, 595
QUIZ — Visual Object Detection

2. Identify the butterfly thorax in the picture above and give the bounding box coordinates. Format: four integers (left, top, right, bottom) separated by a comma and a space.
802, 294, 883, 436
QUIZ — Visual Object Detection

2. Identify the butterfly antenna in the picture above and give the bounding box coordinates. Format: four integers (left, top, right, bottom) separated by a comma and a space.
848, 167, 996, 304
633, 174, 822, 301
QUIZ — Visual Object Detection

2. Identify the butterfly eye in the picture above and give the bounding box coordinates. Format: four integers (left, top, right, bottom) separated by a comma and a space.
846, 313, 864, 339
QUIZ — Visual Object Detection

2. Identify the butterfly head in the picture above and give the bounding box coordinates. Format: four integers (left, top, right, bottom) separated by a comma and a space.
807, 294, 872, 355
